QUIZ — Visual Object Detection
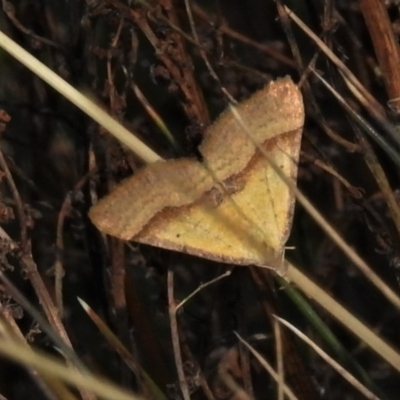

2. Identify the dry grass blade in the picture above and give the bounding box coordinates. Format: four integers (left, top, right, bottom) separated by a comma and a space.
0, 30, 160, 163
285, 263, 400, 373
0, 325, 139, 400
234, 332, 298, 400
0, 306, 79, 400
78, 298, 167, 400
275, 316, 380, 399
284, 5, 386, 120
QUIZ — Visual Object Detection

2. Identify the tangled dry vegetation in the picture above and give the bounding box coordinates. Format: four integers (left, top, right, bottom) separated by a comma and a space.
0, 1, 400, 399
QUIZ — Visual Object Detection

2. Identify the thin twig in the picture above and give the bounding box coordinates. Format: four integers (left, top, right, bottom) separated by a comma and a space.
55, 168, 98, 316
167, 270, 191, 400
359, 0, 400, 116
273, 318, 284, 400
176, 270, 231, 311
191, 3, 296, 68
2, 0, 64, 50
0, 147, 27, 248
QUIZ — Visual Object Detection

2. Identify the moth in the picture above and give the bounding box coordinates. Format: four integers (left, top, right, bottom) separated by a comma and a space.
89, 77, 304, 273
